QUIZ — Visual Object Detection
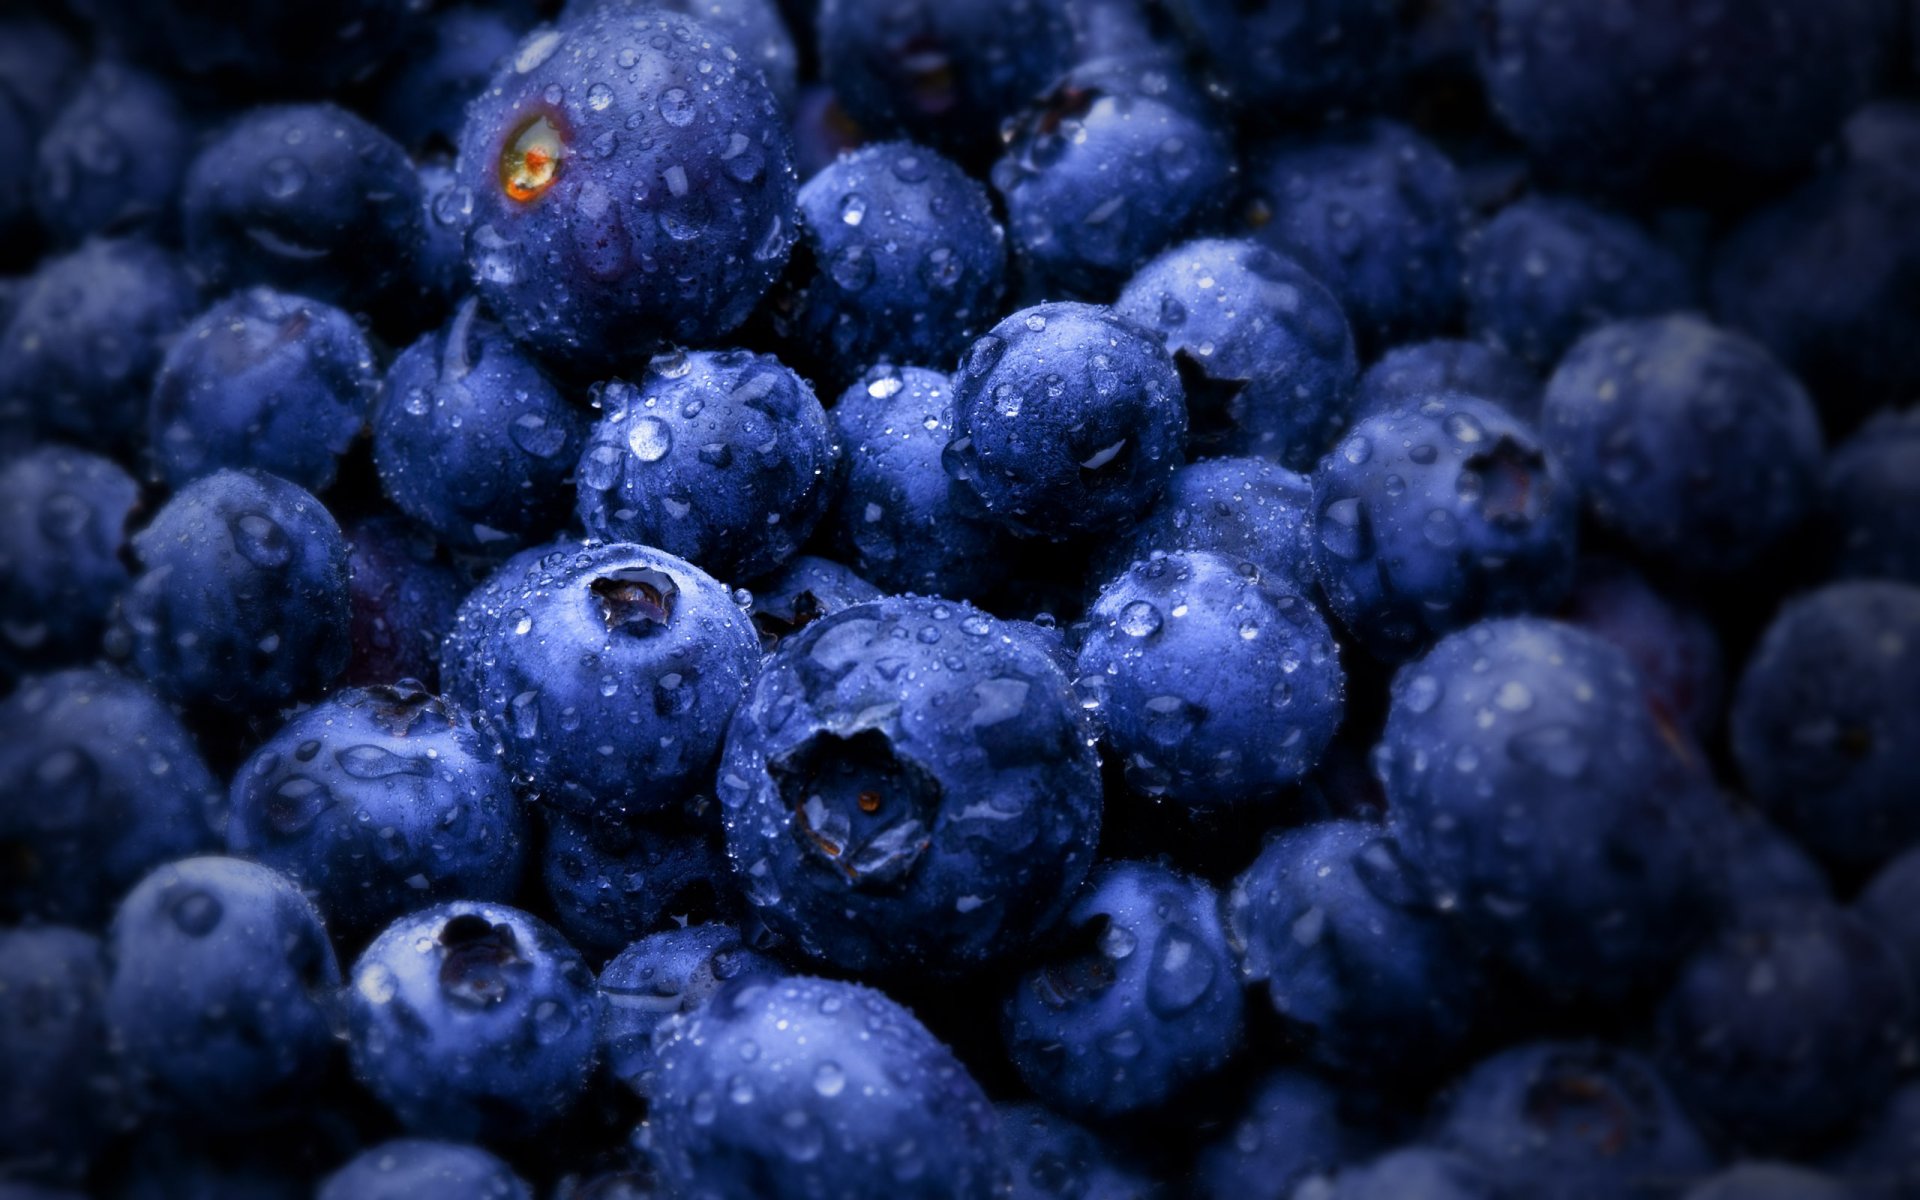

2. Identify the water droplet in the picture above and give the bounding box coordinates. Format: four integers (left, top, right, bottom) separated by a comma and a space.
627, 415, 673, 462
659, 87, 695, 126
230, 512, 292, 569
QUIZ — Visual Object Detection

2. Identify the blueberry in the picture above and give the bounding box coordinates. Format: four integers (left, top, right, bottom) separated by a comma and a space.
116, 469, 351, 712
0, 237, 196, 452
1542, 315, 1823, 575
78, 0, 422, 90
1245, 120, 1465, 351
1680, 1164, 1858, 1200
228, 682, 527, 936
718, 596, 1102, 973
1822, 406, 1920, 584
1090, 456, 1318, 599
1476, 0, 1887, 190
183, 105, 425, 311
1303, 1148, 1503, 1200
575, 348, 836, 580
0, 446, 139, 677
647, 973, 999, 1199
768, 140, 1005, 386
475, 541, 761, 819
1226, 820, 1479, 1077
1353, 339, 1541, 427
32, 63, 192, 247
318, 1139, 532, 1200
455, 12, 797, 373
1712, 160, 1920, 423
150, 288, 378, 493
1378, 619, 1718, 1000
105, 857, 341, 1127
1004, 860, 1243, 1117
1730, 581, 1920, 871
993, 61, 1237, 300
1657, 901, 1911, 1151
344, 901, 601, 1139
1114, 238, 1358, 469
1311, 396, 1578, 662
1561, 556, 1723, 740
1191, 1071, 1371, 1200
1079, 550, 1344, 805
595, 923, 780, 1096
540, 809, 735, 959
342, 516, 466, 690
947, 302, 1187, 539
413, 161, 476, 313
376, 6, 531, 157
1162, 0, 1403, 116
0, 668, 222, 927
0, 926, 117, 1183
996, 1101, 1156, 1200
1464, 195, 1696, 371
1434, 1042, 1714, 1200
560, 0, 800, 111
376, 298, 588, 550
744, 553, 882, 649
826, 364, 1019, 599
818, 0, 1075, 163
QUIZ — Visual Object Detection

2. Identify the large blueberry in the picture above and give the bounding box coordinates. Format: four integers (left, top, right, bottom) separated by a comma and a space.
1115, 238, 1357, 469
1079, 550, 1343, 805
0, 446, 139, 678
150, 288, 377, 493
228, 683, 527, 937
116, 470, 351, 712
455, 12, 797, 373
648, 974, 999, 1199
1378, 619, 1719, 1000
718, 596, 1102, 974
1091, 456, 1318, 598
575, 348, 836, 580
1311, 395, 1578, 663
947, 302, 1187, 539
595, 922, 780, 1096
105, 857, 341, 1128
375, 298, 587, 550
1353, 339, 1541, 425
0, 669, 222, 927
0, 927, 118, 1183
344, 901, 600, 1139
32, 63, 192, 247
475, 541, 761, 819
318, 1140, 532, 1200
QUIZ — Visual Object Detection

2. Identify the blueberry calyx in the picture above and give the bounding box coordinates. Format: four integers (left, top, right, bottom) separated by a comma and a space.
1032, 914, 1122, 1007
591, 568, 678, 634
1461, 436, 1548, 526
751, 589, 824, 646
364, 679, 446, 737
438, 913, 526, 1007
772, 728, 941, 889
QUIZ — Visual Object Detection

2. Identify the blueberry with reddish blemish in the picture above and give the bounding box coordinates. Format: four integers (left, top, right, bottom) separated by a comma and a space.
474, 542, 761, 821
1091, 455, 1319, 600
343, 901, 601, 1140
539, 808, 736, 959
150, 288, 378, 493
1003, 860, 1243, 1118
375, 298, 587, 551
717, 596, 1102, 974
1353, 338, 1541, 425
227, 682, 527, 938
182, 104, 425, 311
0, 446, 140, 680
342, 516, 465, 690
32, 62, 193, 247
595, 923, 781, 1096
105, 857, 342, 1129
743, 554, 881, 651
455, 11, 797, 374
1310, 394, 1577, 663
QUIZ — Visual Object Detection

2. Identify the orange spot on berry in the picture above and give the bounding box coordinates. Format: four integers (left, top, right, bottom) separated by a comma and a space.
501, 114, 564, 203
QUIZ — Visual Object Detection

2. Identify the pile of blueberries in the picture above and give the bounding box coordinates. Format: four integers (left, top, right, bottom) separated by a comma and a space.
4, 0, 1920, 1194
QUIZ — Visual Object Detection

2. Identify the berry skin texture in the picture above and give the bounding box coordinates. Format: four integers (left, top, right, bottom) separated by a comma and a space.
0, 446, 139, 678
1092, 456, 1319, 600
344, 901, 601, 1140
946, 302, 1187, 540
0, 669, 222, 927
0, 927, 118, 1182
1353, 338, 1542, 426
1245, 120, 1465, 351
575, 348, 836, 580
116, 469, 352, 713
1542, 315, 1824, 575
559, 0, 801, 111
1078, 550, 1344, 806
1434, 1042, 1714, 1200
438, 538, 579, 713
744, 553, 882, 649
1226, 820, 1479, 1077
769, 140, 1006, 387
227, 683, 527, 938
1656, 902, 1912, 1151
1729, 581, 1920, 871
1377, 619, 1718, 1001
538, 809, 734, 958
647, 973, 1000, 1200
105, 857, 342, 1128
456, 12, 798, 373
32, 62, 192, 247
317, 1139, 532, 1200
1114, 238, 1358, 470
718, 596, 1102, 974
183, 104, 425, 311
595, 922, 780, 1096
1822, 406, 1920, 585
150, 287, 378, 493
1310, 395, 1579, 663
474, 542, 761, 820
375, 298, 587, 550
1003, 860, 1244, 1119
